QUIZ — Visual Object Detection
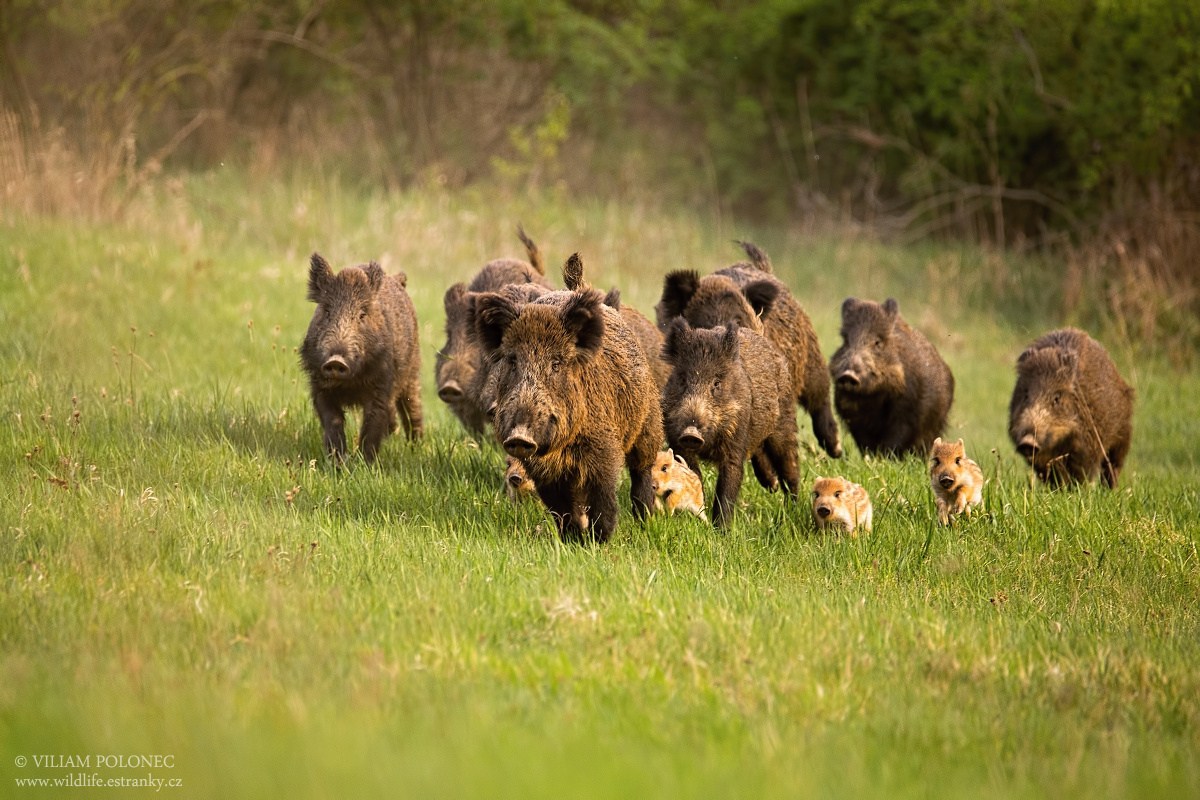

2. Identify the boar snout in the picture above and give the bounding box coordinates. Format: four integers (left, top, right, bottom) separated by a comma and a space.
504, 425, 538, 458
938, 473, 956, 489
322, 355, 350, 377
507, 470, 527, 488
815, 504, 832, 518
678, 425, 705, 449
835, 369, 861, 388
438, 380, 464, 401
1016, 435, 1039, 458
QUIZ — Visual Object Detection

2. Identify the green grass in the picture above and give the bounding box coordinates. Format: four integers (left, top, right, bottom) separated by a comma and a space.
1, 173, 1198, 799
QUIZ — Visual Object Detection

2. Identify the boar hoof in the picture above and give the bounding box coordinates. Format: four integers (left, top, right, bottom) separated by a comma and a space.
438, 381, 464, 401
1016, 436, 1039, 458
679, 425, 704, 449
322, 355, 350, 377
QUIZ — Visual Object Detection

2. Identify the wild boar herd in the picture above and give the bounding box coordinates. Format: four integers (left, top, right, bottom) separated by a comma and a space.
299, 230, 1135, 543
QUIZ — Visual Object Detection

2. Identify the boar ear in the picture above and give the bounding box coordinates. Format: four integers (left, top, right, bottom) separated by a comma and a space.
563, 253, 586, 292
932, 437, 943, 449
1057, 349, 1078, 374
883, 298, 900, 317
720, 321, 740, 358
603, 287, 621, 309
308, 253, 334, 302
364, 262, 385, 293
840, 297, 860, 319
659, 270, 701, 322
956, 438, 964, 448
662, 316, 690, 363
444, 282, 467, 314
475, 292, 519, 354
561, 288, 606, 357
742, 280, 780, 320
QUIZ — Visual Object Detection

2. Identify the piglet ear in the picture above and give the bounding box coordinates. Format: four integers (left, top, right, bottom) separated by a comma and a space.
673, 452, 688, 468
932, 437, 943, 449
657, 270, 700, 329
662, 316, 690, 364
742, 280, 779, 320
561, 288, 605, 357
475, 292, 519, 354
308, 253, 334, 302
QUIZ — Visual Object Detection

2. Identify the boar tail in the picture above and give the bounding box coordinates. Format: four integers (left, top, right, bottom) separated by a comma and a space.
517, 224, 544, 275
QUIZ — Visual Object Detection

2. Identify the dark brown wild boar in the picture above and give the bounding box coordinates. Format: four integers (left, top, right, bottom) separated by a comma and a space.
300, 253, 422, 463
829, 297, 954, 457
1008, 328, 1133, 488
475, 264, 663, 543
435, 226, 551, 435
656, 241, 841, 459
661, 318, 799, 527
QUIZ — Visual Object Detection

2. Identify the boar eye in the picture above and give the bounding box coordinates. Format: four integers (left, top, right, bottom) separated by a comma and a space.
812, 491, 819, 499
955, 456, 962, 466
710, 378, 721, 393
873, 338, 884, 349
931, 457, 940, 467
359, 307, 370, 321
1052, 392, 1062, 406
834, 490, 842, 498
550, 359, 562, 373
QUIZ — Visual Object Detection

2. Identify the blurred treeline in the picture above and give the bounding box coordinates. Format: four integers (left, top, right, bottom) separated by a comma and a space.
1, 0, 1197, 348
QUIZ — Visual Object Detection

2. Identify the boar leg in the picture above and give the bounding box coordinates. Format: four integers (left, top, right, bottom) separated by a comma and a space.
359, 400, 397, 464
712, 456, 745, 528
807, 401, 843, 459
750, 451, 779, 491
396, 377, 425, 440
585, 481, 620, 544
761, 430, 800, 497
878, 418, 917, 457
625, 417, 661, 521
313, 393, 347, 463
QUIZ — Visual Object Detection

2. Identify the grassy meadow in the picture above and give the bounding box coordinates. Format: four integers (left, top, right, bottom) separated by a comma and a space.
2, 171, 1198, 798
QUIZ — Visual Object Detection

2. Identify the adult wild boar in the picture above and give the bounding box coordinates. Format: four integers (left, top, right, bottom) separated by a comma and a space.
829, 297, 954, 457
475, 270, 663, 543
656, 241, 841, 459
1008, 328, 1133, 487
661, 318, 799, 527
300, 253, 422, 463
435, 226, 551, 434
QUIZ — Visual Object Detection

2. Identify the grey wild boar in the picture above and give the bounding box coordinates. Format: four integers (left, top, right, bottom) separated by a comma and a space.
475, 270, 663, 543
1008, 328, 1133, 488
435, 226, 551, 435
300, 253, 422, 463
656, 241, 841, 459
661, 318, 799, 527
829, 297, 954, 457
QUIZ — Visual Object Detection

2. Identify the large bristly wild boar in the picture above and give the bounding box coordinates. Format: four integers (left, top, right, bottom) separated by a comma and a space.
661, 318, 800, 527
475, 270, 663, 543
1008, 328, 1134, 488
435, 226, 552, 435
829, 297, 954, 457
300, 253, 423, 463
656, 241, 841, 459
